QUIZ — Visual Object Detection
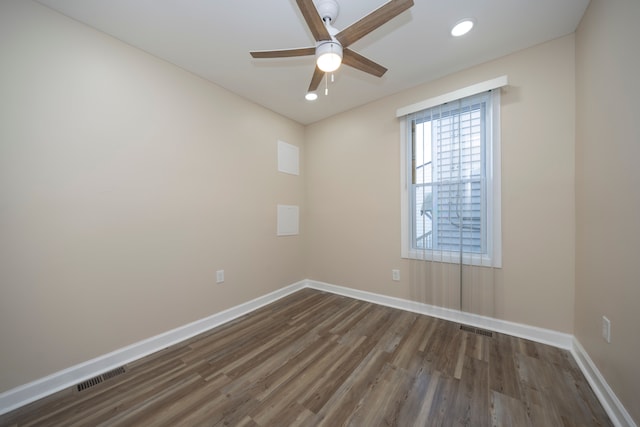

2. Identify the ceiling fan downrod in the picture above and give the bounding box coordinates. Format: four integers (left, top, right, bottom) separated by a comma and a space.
316, 0, 339, 24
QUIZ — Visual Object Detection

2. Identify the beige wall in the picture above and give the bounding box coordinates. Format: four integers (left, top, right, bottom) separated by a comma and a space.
0, 0, 305, 393
575, 0, 640, 423
305, 35, 576, 333
3, 0, 637, 421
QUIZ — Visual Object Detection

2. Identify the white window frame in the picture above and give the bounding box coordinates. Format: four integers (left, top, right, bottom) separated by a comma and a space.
398, 77, 506, 268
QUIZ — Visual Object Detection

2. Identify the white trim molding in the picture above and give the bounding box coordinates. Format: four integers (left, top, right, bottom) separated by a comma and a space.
305, 280, 573, 349
571, 339, 637, 427
396, 75, 509, 117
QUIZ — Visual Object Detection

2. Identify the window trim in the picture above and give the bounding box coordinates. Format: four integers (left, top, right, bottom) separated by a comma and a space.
396, 75, 508, 117
399, 78, 505, 268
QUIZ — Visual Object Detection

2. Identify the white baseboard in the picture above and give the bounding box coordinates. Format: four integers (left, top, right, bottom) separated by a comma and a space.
571, 338, 637, 427
1, 278, 635, 427
0, 280, 306, 416
305, 280, 574, 349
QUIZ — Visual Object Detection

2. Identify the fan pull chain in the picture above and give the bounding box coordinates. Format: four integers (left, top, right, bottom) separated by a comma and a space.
324, 73, 336, 96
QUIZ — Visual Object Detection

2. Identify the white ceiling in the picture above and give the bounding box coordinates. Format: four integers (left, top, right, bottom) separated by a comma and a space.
35, 0, 590, 125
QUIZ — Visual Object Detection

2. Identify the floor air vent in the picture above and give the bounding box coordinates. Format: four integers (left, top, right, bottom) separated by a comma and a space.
77, 366, 126, 392
101, 366, 126, 380
460, 325, 493, 337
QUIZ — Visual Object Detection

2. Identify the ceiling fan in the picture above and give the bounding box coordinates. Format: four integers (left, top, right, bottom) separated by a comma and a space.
250, 0, 414, 94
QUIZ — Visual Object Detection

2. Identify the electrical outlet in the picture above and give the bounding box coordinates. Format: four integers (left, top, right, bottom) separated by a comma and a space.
392, 269, 400, 281
216, 270, 224, 284
602, 316, 611, 343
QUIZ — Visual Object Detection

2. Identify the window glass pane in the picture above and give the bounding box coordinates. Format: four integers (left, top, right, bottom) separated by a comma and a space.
413, 184, 432, 249
414, 121, 432, 184
410, 93, 488, 254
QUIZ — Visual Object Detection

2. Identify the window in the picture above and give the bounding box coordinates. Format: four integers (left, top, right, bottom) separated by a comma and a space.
399, 80, 503, 267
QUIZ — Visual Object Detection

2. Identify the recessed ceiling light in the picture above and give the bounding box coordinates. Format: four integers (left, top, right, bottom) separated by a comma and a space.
451, 19, 474, 37
305, 92, 318, 101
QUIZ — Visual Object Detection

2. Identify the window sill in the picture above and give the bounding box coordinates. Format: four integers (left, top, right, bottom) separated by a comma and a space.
401, 249, 501, 268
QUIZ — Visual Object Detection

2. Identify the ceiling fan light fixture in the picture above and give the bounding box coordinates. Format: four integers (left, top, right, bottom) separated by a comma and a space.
316, 41, 343, 73
305, 92, 318, 101
451, 19, 474, 37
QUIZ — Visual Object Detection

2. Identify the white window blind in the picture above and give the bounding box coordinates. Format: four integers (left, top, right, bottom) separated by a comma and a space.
399, 79, 503, 267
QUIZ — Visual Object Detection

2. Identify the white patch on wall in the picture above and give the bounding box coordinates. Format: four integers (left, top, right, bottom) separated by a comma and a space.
277, 204, 299, 236
277, 140, 299, 175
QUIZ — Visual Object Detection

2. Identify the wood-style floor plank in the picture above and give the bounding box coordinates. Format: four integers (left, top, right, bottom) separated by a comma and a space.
0, 289, 612, 426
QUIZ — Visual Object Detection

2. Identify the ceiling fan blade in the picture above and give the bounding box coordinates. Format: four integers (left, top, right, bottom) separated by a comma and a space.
296, 0, 331, 42
250, 47, 316, 58
342, 49, 387, 77
308, 66, 325, 92
335, 0, 414, 47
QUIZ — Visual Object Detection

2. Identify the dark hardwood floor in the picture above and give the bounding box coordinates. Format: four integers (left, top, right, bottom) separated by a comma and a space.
0, 289, 612, 426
